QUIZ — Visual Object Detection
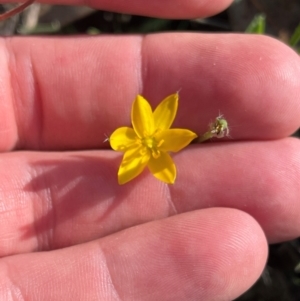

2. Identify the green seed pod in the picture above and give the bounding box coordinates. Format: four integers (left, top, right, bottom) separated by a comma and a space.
209, 115, 229, 138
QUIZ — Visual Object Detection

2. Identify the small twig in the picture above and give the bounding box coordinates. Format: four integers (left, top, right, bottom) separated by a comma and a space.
0, 0, 35, 21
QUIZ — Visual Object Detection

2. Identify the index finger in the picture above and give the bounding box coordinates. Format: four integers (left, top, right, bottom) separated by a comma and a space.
1, 0, 234, 18
1, 33, 300, 151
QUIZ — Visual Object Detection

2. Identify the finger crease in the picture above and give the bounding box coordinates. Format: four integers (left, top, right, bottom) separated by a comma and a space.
97, 244, 123, 301
29, 46, 44, 149
165, 184, 178, 215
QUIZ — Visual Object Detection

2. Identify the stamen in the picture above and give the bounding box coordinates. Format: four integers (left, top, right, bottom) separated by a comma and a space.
139, 147, 149, 156
157, 139, 164, 147
152, 149, 160, 158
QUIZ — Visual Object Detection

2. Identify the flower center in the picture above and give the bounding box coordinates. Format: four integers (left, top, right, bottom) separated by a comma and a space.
141, 136, 164, 159
143, 137, 155, 148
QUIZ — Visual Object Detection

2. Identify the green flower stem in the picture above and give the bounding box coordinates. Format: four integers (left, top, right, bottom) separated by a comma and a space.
194, 131, 213, 143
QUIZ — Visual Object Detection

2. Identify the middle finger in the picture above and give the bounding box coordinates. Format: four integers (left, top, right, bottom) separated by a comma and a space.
0, 138, 299, 256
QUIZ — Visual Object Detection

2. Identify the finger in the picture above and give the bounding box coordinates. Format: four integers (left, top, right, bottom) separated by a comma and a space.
1, 0, 233, 18
1, 34, 300, 151
0, 208, 268, 301
0, 138, 298, 256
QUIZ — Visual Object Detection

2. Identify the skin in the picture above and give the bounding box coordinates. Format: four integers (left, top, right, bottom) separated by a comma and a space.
0, 0, 299, 300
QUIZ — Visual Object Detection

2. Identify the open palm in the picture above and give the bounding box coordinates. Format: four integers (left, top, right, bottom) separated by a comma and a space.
0, 0, 300, 300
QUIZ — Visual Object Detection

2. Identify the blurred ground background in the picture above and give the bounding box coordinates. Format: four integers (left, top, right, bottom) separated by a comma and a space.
0, 0, 300, 300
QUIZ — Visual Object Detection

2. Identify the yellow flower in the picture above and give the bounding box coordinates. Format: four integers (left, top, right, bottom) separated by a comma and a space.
110, 93, 197, 184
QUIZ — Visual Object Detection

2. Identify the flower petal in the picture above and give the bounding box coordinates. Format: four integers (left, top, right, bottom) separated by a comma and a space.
155, 129, 197, 152
132, 95, 155, 137
153, 93, 178, 130
118, 146, 150, 184
110, 127, 138, 152
148, 152, 176, 184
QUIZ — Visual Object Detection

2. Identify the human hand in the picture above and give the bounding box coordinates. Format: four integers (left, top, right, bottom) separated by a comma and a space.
0, 0, 300, 300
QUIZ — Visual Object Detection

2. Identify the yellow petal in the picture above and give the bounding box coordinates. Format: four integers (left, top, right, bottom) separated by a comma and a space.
155, 129, 197, 153
118, 146, 150, 184
153, 93, 178, 130
110, 127, 138, 152
148, 152, 176, 184
131, 95, 155, 138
